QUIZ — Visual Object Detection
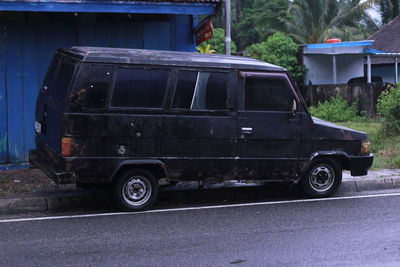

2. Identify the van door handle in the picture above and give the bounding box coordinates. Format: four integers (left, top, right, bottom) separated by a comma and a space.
241, 127, 253, 134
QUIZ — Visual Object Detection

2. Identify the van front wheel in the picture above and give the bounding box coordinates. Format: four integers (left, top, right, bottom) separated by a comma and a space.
113, 169, 159, 211
301, 159, 342, 197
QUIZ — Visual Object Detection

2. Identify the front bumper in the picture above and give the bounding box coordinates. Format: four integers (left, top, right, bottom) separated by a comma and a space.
348, 153, 374, 176
29, 150, 75, 184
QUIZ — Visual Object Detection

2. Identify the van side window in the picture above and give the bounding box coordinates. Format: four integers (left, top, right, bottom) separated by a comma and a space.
111, 68, 169, 108
172, 71, 227, 110
244, 78, 293, 111
70, 65, 113, 109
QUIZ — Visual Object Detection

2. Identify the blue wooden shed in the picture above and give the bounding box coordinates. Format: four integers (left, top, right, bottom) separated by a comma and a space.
0, 0, 221, 169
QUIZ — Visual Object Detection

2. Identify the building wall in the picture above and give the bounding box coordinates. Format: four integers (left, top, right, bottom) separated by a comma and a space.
304, 54, 364, 85
336, 55, 364, 84
304, 55, 333, 85
0, 12, 196, 164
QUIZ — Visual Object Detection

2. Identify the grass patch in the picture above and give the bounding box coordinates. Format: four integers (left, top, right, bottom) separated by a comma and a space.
338, 119, 400, 169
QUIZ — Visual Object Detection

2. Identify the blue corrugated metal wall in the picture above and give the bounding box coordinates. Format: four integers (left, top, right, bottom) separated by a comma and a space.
0, 15, 194, 164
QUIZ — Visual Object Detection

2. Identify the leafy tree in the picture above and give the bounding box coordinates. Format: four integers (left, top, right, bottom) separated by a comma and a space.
280, 0, 377, 43
232, 0, 289, 51
246, 32, 306, 83
198, 28, 237, 54
378, 0, 400, 24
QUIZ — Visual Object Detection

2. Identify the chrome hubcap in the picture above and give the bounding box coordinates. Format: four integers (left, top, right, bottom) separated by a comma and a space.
309, 164, 335, 192
122, 176, 152, 206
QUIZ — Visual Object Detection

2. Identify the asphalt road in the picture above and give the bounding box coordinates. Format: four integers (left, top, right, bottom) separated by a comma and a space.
1, 193, 400, 267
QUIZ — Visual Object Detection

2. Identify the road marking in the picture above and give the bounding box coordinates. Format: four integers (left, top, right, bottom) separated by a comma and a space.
2, 192, 400, 223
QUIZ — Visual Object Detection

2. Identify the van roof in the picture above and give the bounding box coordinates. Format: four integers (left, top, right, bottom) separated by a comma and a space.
58, 46, 286, 72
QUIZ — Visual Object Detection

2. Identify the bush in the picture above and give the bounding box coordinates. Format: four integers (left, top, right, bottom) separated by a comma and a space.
377, 85, 400, 135
309, 96, 359, 122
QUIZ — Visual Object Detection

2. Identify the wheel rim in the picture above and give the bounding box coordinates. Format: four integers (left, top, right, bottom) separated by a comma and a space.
308, 164, 335, 192
122, 175, 152, 206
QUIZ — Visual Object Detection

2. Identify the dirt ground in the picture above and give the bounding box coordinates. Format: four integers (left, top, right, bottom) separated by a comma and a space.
0, 168, 76, 197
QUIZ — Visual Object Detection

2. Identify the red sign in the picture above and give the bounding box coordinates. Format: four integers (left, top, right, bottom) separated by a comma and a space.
194, 20, 214, 46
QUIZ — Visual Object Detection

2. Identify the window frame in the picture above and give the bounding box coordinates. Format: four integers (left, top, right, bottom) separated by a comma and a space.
239, 71, 300, 113
170, 68, 230, 113
108, 64, 172, 111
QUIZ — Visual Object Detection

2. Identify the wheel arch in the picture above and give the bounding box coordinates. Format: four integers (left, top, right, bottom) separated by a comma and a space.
109, 160, 168, 184
300, 151, 349, 174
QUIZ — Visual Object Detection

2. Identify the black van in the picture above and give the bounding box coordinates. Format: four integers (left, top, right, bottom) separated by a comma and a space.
30, 47, 373, 211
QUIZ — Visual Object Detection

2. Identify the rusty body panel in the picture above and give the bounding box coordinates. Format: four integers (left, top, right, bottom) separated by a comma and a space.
30, 47, 373, 188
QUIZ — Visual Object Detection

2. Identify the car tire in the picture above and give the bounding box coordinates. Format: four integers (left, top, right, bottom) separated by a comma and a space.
301, 158, 342, 198
112, 169, 159, 211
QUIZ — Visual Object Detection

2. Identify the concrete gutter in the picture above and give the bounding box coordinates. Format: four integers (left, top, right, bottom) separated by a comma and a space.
1, 170, 400, 215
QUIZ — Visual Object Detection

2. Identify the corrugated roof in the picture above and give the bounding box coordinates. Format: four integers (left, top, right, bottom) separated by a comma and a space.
369, 16, 400, 64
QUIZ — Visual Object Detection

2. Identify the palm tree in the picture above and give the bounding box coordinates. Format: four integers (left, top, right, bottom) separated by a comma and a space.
282, 0, 378, 43
378, 0, 399, 24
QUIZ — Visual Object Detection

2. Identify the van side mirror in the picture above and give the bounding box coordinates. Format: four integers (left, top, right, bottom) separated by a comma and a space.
291, 99, 297, 117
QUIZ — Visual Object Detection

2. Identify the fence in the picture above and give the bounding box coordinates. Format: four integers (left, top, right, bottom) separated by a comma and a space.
301, 83, 391, 117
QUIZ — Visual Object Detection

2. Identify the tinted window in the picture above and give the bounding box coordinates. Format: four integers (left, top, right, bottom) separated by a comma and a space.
172, 71, 227, 110
172, 71, 197, 109
245, 78, 293, 111
50, 61, 75, 103
111, 68, 169, 108
70, 65, 113, 109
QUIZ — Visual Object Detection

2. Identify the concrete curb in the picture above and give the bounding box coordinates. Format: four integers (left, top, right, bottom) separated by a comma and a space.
2, 178, 400, 215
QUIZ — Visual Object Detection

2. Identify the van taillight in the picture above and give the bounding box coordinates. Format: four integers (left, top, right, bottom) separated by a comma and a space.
61, 137, 73, 157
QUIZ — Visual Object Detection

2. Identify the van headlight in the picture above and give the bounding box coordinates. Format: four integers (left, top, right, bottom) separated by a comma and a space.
361, 141, 371, 154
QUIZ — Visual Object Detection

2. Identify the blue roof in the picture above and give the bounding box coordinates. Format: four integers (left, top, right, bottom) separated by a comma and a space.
0, 0, 217, 15
364, 48, 387, 54
306, 40, 374, 49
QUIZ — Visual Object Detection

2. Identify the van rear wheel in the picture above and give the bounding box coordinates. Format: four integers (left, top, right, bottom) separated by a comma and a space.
301, 159, 342, 197
113, 169, 159, 211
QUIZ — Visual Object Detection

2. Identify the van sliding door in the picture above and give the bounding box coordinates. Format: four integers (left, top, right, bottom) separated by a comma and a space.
162, 69, 236, 181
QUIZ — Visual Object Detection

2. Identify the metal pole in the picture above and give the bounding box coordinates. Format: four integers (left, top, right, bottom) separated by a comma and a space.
367, 55, 371, 83
332, 55, 337, 84
396, 57, 398, 83
225, 0, 231, 55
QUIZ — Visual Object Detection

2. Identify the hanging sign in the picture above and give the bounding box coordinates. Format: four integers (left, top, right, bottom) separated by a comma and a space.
194, 19, 214, 45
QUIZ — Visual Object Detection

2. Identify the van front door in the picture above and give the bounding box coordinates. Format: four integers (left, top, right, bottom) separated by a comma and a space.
237, 72, 301, 180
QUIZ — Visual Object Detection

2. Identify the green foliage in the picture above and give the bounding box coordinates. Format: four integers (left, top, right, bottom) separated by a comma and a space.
309, 96, 359, 122
377, 85, 400, 135
232, 0, 289, 50
246, 32, 306, 83
198, 28, 237, 55
282, 0, 378, 43
379, 0, 400, 24
196, 44, 215, 54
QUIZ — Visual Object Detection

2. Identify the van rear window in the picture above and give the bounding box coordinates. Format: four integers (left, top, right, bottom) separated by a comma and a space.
111, 67, 169, 108
42, 57, 75, 104
48, 61, 75, 103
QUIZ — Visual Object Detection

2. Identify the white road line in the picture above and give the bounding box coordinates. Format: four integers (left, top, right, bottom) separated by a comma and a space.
2, 192, 400, 223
